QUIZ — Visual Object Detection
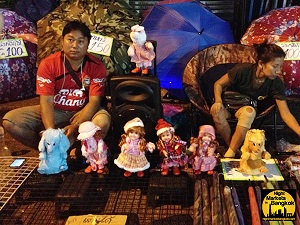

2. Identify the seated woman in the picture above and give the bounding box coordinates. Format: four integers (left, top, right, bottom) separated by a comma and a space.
210, 40, 300, 158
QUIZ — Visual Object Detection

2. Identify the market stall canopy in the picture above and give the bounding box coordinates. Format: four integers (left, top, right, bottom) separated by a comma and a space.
37, 0, 141, 76
141, 1, 234, 99
241, 6, 300, 95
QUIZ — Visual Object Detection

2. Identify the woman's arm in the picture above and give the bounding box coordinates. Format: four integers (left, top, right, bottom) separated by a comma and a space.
276, 99, 300, 137
213, 73, 230, 103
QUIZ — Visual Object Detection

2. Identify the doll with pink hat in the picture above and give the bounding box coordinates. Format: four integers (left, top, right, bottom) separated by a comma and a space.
114, 117, 155, 177
156, 119, 187, 176
188, 125, 218, 175
78, 121, 108, 174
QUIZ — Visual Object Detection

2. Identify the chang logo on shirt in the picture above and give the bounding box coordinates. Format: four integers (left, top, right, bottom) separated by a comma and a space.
54, 88, 87, 111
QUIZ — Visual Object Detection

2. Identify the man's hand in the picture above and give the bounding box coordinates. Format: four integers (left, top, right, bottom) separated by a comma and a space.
64, 123, 79, 143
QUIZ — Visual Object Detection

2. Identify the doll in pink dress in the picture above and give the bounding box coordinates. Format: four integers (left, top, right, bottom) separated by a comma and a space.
114, 117, 155, 177
78, 121, 108, 174
127, 24, 155, 75
188, 125, 218, 175
156, 119, 187, 176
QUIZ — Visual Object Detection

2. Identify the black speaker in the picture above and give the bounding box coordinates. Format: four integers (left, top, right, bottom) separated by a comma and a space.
110, 76, 163, 143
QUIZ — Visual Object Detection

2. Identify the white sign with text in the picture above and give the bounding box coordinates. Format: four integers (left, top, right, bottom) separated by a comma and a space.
65, 214, 127, 225
88, 33, 113, 57
276, 42, 300, 60
0, 38, 28, 59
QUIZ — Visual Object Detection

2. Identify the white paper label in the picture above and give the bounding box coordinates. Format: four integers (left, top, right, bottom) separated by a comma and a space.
276, 42, 300, 60
0, 38, 28, 59
88, 33, 113, 57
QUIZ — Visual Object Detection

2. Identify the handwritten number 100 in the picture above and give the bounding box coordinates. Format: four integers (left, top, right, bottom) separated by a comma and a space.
6, 47, 23, 57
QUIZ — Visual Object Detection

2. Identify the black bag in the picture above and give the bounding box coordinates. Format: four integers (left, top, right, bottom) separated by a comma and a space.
222, 91, 257, 113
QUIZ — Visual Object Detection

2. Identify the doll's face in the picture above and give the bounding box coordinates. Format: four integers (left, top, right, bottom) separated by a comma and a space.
202, 133, 213, 142
128, 130, 140, 140
160, 131, 173, 142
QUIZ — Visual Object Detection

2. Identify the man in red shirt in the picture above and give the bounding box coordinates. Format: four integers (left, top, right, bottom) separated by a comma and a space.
3, 20, 111, 149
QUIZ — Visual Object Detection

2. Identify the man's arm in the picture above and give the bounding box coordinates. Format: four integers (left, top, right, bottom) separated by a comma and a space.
40, 95, 55, 129
64, 95, 102, 138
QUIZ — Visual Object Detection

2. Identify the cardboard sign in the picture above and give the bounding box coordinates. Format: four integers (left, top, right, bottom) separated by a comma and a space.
65, 214, 127, 225
0, 38, 28, 59
88, 33, 113, 57
276, 42, 300, 60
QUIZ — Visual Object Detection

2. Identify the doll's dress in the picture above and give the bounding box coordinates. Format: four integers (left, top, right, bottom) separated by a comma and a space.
114, 138, 150, 172
161, 141, 187, 169
191, 141, 216, 172
200, 155, 217, 172
129, 42, 155, 68
82, 138, 108, 171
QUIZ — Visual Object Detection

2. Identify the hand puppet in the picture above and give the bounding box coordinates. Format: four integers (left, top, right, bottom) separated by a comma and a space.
238, 129, 271, 175
127, 24, 155, 75
188, 125, 218, 175
38, 128, 70, 174
78, 121, 108, 174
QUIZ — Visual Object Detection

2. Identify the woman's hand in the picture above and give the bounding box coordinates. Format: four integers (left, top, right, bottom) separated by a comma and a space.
210, 102, 224, 115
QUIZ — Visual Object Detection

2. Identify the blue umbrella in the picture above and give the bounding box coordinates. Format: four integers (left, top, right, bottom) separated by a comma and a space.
141, 1, 234, 98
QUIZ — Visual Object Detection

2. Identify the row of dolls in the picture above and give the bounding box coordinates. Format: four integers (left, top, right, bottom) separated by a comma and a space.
77, 117, 219, 177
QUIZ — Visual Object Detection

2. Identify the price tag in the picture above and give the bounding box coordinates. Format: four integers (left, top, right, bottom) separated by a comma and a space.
0, 38, 28, 59
276, 42, 300, 60
65, 214, 127, 225
88, 33, 113, 57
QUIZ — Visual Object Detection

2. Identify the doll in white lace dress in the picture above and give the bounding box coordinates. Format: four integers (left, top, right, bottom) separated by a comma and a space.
114, 117, 155, 177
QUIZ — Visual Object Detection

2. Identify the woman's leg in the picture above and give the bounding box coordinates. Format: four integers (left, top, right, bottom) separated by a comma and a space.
225, 106, 256, 157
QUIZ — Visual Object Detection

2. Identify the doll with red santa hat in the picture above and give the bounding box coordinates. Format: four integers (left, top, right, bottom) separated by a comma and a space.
77, 121, 108, 174
156, 119, 188, 176
188, 125, 218, 175
114, 117, 155, 177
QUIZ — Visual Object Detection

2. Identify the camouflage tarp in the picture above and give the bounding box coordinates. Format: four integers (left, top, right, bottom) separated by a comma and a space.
37, 0, 141, 76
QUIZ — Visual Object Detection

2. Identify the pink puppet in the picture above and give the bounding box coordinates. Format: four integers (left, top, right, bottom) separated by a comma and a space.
78, 121, 108, 174
188, 125, 218, 175
127, 24, 155, 75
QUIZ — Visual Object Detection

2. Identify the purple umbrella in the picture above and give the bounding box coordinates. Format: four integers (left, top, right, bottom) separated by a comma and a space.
141, 1, 234, 98
0, 9, 37, 103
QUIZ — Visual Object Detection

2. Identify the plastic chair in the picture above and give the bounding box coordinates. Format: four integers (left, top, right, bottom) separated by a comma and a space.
182, 43, 277, 139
